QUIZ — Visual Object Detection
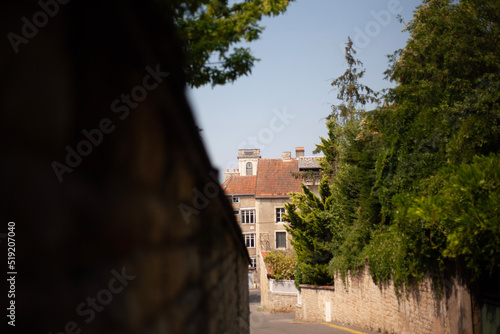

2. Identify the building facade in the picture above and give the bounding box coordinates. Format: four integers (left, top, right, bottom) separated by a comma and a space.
223, 148, 321, 286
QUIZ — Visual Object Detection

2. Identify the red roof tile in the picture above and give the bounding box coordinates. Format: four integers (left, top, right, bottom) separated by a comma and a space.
255, 159, 302, 198
223, 175, 257, 195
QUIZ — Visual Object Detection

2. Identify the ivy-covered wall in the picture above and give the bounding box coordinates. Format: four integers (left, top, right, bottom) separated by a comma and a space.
297, 265, 473, 334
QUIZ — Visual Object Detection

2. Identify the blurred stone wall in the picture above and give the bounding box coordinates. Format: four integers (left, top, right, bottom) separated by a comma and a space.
296, 265, 473, 334
0, 1, 249, 333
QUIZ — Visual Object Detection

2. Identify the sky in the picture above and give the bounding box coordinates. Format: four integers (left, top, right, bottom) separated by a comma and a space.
187, 0, 422, 178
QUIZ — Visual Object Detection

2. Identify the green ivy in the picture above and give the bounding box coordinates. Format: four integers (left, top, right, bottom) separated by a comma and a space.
288, 0, 500, 296
404, 155, 500, 281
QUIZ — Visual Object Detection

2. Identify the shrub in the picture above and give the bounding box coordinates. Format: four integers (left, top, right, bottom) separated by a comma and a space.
263, 249, 297, 280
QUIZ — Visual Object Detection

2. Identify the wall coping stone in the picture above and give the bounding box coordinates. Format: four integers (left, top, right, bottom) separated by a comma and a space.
271, 292, 298, 296
299, 284, 335, 291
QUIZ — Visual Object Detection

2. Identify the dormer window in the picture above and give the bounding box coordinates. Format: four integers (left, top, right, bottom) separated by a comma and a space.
246, 162, 253, 175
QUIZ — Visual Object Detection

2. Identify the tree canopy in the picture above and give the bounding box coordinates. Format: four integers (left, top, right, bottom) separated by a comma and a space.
164, 0, 295, 87
368, 0, 500, 287
286, 0, 500, 292
286, 39, 379, 287
284, 180, 335, 288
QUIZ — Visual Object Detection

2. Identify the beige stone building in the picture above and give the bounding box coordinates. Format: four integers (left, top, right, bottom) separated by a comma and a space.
223, 148, 320, 286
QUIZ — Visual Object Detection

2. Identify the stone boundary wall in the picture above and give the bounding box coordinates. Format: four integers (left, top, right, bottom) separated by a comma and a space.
259, 253, 298, 313
266, 292, 297, 313
295, 285, 335, 323
296, 266, 473, 334
270, 279, 298, 293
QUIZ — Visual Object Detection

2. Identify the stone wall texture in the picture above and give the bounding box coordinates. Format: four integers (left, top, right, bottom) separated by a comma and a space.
259, 255, 297, 313
296, 266, 474, 334
0, 1, 249, 333
265, 292, 297, 313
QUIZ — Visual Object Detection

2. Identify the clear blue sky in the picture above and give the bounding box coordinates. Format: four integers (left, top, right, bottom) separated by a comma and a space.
187, 0, 421, 176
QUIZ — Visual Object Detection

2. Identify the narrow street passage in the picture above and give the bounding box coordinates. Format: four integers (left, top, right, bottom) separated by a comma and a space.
249, 289, 378, 334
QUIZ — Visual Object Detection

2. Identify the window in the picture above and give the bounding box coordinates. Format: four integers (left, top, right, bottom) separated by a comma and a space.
244, 233, 255, 248
233, 197, 240, 203
276, 208, 285, 223
241, 209, 255, 224
246, 162, 253, 175
249, 257, 257, 268
233, 210, 239, 215
276, 232, 286, 248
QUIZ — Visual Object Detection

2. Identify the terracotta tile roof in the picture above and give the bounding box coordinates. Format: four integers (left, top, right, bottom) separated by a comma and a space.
255, 159, 302, 198
223, 175, 257, 195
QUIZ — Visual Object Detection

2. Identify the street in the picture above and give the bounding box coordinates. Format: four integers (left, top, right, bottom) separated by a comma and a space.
249, 289, 377, 334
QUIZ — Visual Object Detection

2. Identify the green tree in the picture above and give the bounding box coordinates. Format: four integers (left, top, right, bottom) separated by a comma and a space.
326, 115, 381, 281
319, 39, 380, 281
405, 155, 500, 280
164, 0, 295, 87
375, 0, 500, 215
315, 37, 378, 178
289, 0, 500, 293
284, 179, 335, 288
286, 38, 380, 286
328, 37, 378, 121
367, 0, 500, 288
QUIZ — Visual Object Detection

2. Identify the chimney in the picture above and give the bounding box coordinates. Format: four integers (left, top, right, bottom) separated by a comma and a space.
282, 151, 291, 161
295, 147, 305, 158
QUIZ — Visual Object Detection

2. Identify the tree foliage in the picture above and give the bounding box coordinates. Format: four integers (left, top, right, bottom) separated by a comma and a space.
376, 0, 500, 213
369, 0, 500, 287
315, 38, 378, 178
405, 155, 500, 280
284, 180, 335, 288
289, 0, 500, 293
319, 39, 380, 283
328, 37, 378, 121
285, 39, 379, 286
165, 0, 295, 87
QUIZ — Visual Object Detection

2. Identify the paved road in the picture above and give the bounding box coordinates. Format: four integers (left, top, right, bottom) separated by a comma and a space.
249, 289, 377, 334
